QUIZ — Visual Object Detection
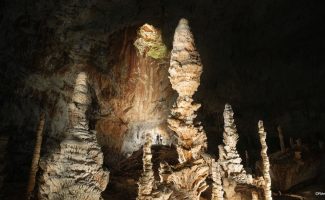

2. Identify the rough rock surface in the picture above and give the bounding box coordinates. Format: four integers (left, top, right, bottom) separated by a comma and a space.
167, 18, 207, 163
38, 72, 109, 200
258, 121, 272, 200
218, 104, 248, 184
137, 134, 155, 200
154, 19, 209, 200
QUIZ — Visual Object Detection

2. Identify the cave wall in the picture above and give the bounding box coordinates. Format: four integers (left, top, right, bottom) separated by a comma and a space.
0, 0, 325, 198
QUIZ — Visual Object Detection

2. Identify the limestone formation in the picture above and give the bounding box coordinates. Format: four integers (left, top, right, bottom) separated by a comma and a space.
137, 133, 155, 200
211, 159, 224, 200
150, 18, 209, 200
219, 104, 248, 184
167, 18, 207, 163
258, 120, 272, 200
134, 24, 167, 59
38, 72, 109, 200
26, 112, 45, 199
160, 158, 209, 200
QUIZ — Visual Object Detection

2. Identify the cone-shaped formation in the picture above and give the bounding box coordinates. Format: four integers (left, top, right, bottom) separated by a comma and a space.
38, 72, 109, 200
219, 104, 248, 183
258, 121, 272, 200
211, 159, 224, 200
167, 18, 207, 163
137, 133, 155, 200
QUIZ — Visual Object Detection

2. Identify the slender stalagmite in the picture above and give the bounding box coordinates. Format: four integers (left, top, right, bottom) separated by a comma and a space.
137, 133, 155, 200
219, 104, 248, 183
211, 159, 224, 200
26, 112, 45, 199
277, 125, 285, 153
258, 120, 272, 200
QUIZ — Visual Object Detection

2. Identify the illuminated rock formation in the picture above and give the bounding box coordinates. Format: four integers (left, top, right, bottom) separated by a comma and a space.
134, 24, 167, 59
258, 120, 272, 200
219, 104, 248, 183
167, 18, 207, 163
38, 72, 109, 200
211, 159, 224, 200
152, 18, 210, 200
137, 133, 155, 200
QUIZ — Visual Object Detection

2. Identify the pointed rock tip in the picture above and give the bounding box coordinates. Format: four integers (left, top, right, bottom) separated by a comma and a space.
224, 103, 232, 110
179, 18, 189, 25
258, 120, 264, 128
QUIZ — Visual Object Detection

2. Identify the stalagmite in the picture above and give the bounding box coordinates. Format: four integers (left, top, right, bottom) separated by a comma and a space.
277, 125, 285, 153
137, 133, 155, 200
26, 112, 45, 199
219, 104, 248, 183
258, 120, 272, 200
211, 159, 224, 200
153, 18, 209, 200
38, 72, 109, 200
167, 18, 207, 163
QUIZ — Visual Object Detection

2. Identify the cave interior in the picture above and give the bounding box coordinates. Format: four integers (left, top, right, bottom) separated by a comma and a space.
0, 0, 325, 200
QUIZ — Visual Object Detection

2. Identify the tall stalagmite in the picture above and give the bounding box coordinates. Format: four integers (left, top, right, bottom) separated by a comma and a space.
168, 18, 207, 163
219, 104, 248, 183
157, 18, 209, 200
38, 72, 109, 200
258, 121, 272, 200
137, 133, 155, 200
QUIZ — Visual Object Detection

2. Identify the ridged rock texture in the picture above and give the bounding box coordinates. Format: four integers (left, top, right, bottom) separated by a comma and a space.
219, 104, 249, 184
258, 121, 272, 200
167, 18, 207, 164
211, 159, 224, 200
156, 18, 209, 200
38, 72, 109, 200
137, 133, 155, 200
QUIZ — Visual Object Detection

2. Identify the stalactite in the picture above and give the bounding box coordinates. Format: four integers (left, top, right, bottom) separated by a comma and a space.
137, 133, 155, 200
167, 18, 207, 164
219, 104, 248, 184
38, 72, 109, 200
258, 120, 272, 200
277, 126, 285, 153
211, 159, 224, 200
26, 112, 45, 199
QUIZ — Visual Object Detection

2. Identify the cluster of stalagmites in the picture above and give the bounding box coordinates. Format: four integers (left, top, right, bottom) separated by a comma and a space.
137, 19, 273, 200
38, 72, 109, 200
